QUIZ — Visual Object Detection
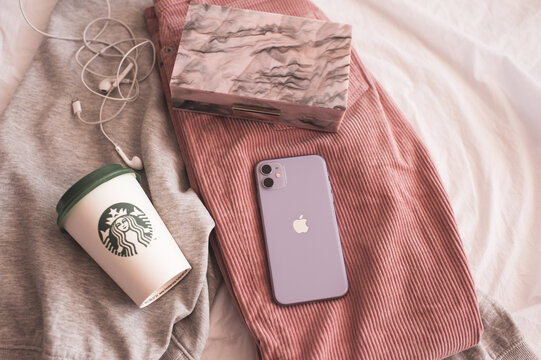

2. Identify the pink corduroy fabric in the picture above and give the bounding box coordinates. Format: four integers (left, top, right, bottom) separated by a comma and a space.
145, 1, 483, 358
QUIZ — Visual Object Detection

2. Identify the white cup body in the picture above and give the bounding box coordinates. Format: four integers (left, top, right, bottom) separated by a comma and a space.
63, 173, 191, 307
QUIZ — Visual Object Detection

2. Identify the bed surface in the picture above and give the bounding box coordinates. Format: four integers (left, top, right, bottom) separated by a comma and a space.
1, 0, 539, 358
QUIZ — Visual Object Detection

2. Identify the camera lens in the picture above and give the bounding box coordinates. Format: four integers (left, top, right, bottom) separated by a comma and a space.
263, 177, 274, 188
261, 164, 272, 175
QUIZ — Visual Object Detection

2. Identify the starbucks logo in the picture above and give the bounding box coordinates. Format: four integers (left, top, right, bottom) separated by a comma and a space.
98, 202, 153, 257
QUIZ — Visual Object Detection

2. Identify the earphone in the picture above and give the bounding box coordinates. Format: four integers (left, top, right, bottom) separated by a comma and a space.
19, 0, 155, 171
115, 145, 143, 171
98, 62, 134, 94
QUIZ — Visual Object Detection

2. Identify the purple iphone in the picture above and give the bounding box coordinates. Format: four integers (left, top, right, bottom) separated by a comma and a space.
254, 155, 348, 305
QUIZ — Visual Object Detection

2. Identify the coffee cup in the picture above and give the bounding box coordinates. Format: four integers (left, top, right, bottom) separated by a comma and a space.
56, 164, 191, 308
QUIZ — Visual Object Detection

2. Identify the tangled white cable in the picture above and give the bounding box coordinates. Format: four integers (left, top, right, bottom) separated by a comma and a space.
19, 0, 156, 170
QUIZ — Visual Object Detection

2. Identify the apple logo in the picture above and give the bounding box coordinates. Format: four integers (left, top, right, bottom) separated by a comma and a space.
293, 215, 309, 233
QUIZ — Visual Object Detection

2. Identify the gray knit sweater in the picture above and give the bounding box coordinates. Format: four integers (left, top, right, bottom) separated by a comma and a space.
0, 0, 219, 359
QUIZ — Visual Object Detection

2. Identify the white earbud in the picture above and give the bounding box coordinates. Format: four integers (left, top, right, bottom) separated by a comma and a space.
115, 145, 143, 170
98, 78, 131, 94
98, 62, 134, 94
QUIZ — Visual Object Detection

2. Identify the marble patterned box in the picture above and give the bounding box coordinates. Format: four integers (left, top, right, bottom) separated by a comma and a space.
170, 2, 352, 132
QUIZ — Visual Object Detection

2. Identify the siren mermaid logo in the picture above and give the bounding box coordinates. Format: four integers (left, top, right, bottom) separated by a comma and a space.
98, 202, 153, 257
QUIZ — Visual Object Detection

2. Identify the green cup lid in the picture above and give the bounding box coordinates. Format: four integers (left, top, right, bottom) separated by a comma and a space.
56, 164, 140, 230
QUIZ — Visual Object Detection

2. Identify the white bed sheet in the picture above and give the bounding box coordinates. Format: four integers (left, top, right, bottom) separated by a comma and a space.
2, 0, 539, 358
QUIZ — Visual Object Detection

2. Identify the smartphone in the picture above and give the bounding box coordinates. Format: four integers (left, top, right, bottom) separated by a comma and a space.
254, 155, 348, 305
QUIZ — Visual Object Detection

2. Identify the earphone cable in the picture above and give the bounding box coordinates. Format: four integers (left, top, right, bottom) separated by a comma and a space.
19, 0, 156, 170
18, 0, 111, 42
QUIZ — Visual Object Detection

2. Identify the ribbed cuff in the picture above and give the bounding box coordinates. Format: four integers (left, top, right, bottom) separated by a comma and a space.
498, 341, 538, 360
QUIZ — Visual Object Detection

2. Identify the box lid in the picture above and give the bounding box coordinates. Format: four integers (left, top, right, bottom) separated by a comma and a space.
170, 2, 352, 131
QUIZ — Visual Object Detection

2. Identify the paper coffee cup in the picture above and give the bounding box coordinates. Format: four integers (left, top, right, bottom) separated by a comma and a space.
56, 164, 191, 308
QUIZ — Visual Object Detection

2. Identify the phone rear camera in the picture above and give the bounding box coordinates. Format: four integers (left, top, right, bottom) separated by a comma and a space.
263, 177, 274, 188
261, 164, 272, 175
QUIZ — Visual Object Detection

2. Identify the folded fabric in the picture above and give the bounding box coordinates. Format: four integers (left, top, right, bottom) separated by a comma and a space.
447, 292, 538, 360
145, 0, 483, 358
